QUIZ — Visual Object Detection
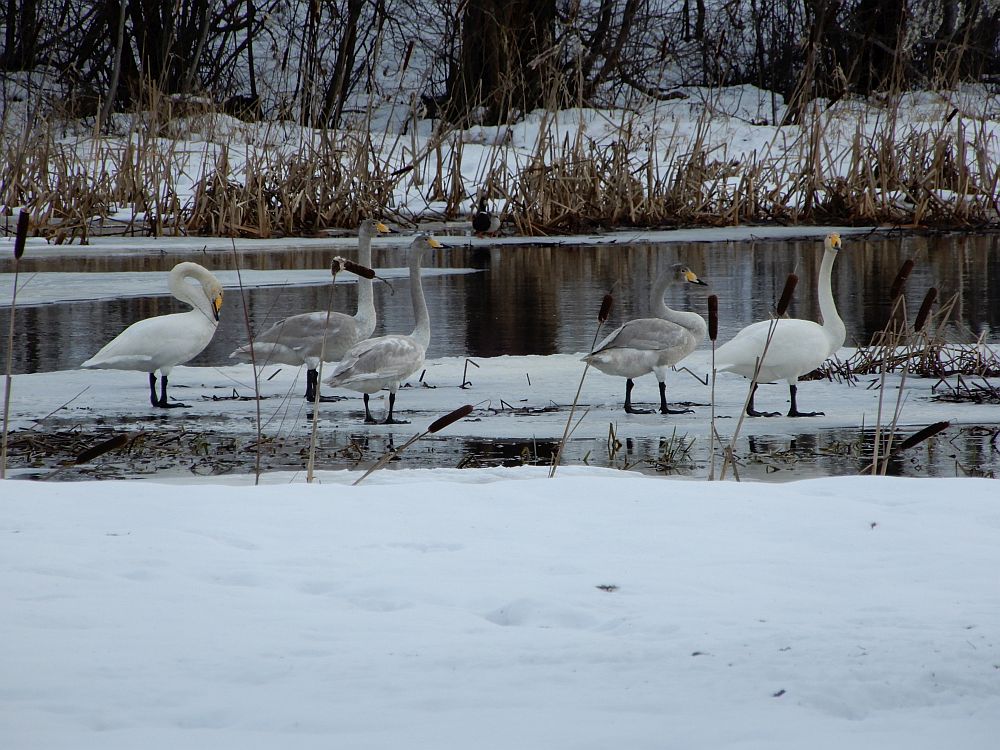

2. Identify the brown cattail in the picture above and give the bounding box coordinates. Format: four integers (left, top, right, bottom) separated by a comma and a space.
889, 259, 914, 299
428, 404, 474, 433
340, 259, 376, 279
598, 293, 614, 324
13, 210, 29, 260
896, 421, 950, 452
914, 287, 938, 332
74, 434, 129, 465
776, 274, 798, 316
707, 295, 719, 341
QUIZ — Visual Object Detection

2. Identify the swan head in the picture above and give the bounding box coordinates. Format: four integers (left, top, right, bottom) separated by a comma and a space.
412, 233, 443, 252
672, 263, 708, 286
826, 233, 842, 251
206, 282, 224, 321
359, 218, 391, 238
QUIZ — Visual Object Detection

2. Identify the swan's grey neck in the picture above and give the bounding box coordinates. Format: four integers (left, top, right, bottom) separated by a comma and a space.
650, 270, 707, 339
355, 230, 376, 333
408, 246, 431, 350
817, 245, 846, 353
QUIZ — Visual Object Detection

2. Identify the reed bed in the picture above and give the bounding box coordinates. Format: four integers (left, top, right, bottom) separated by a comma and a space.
5, 88, 1000, 238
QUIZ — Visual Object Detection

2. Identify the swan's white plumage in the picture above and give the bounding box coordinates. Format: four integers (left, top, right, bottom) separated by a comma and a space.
230, 219, 388, 372
81, 262, 223, 377
584, 264, 708, 412
325, 235, 441, 422
715, 233, 845, 415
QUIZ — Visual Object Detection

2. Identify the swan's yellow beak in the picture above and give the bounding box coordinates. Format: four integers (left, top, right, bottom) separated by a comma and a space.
426, 237, 443, 249
212, 292, 223, 321
828, 233, 842, 249
685, 270, 708, 286
375, 221, 390, 234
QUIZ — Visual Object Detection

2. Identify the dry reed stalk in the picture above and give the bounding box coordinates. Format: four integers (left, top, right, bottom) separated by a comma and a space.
550, 292, 614, 478
231, 241, 263, 484
1, 210, 30, 479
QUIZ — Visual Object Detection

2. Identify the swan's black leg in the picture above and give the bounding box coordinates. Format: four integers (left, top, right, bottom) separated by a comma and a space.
148, 373, 160, 407
746, 383, 780, 418
658, 381, 693, 415
383, 392, 409, 424
304, 369, 343, 403
363, 394, 378, 424
787, 384, 823, 417
623, 378, 652, 414
155, 375, 186, 408
304, 369, 317, 401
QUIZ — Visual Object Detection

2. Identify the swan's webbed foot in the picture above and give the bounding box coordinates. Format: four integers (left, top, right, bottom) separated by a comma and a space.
306, 394, 345, 403
623, 379, 652, 414
657, 383, 692, 415
660, 406, 694, 415
746, 407, 780, 417
786, 385, 821, 418
382, 417, 410, 425
150, 374, 187, 408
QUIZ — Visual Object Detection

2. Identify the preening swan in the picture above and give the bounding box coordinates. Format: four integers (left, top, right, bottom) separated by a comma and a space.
584, 264, 708, 414
715, 233, 846, 417
81, 262, 224, 408
325, 234, 443, 424
229, 219, 389, 402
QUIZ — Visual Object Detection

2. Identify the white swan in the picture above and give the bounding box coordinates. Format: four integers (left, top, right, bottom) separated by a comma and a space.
81, 261, 224, 408
229, 219, 389, 402
584, 264, 708, 414
715, 233, 845, 417
325, 234, 442, 424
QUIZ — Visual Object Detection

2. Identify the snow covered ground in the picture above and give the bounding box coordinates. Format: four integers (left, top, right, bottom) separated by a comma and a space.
3, 471, 999, 749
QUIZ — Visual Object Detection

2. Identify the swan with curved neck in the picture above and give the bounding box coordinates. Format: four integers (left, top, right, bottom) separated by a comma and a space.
325, 234, 442, 424
715, 233, 845, 417
81, 262, 224, 408
229, 219, 389, 402
584, 264, 708, 414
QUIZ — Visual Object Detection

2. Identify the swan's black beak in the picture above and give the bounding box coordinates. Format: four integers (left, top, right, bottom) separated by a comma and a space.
685, 270, 708, 286
212, 293, 223, 321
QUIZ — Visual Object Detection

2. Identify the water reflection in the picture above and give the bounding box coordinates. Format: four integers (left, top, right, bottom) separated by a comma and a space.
7, 424, 997, 481
3, 232, 1000, 374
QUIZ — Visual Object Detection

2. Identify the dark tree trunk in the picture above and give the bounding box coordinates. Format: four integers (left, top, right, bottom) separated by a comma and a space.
445, 0, 557, 125
321, 0, 364, 128
2, 0, 39, 70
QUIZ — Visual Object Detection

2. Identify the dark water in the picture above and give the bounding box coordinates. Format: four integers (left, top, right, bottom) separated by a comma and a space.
3, 230, 1000, 374
6, 420, 996, 482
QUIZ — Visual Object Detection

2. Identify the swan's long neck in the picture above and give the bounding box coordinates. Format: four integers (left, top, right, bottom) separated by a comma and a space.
409, 247, 430, 350
171, 263, 217, 325
817, 246, 845, 354
355, 231, 376, 330
650, 272, 707, 339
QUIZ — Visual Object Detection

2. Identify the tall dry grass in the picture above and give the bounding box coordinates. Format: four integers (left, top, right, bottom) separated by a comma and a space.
4, 84, 1000, 239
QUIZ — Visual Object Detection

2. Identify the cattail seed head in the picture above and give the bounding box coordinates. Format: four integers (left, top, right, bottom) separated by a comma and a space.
428, 404, 474, 433
598, 293, 614, 324
889, 259, 914, 299
74, 434, 129, 465
914, 287, 938, 332
776, 274, 798, 316
340, 259, 376, 279
13, 210, 29, 260
897, 421, 949, 452
707, 295, 719, 341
